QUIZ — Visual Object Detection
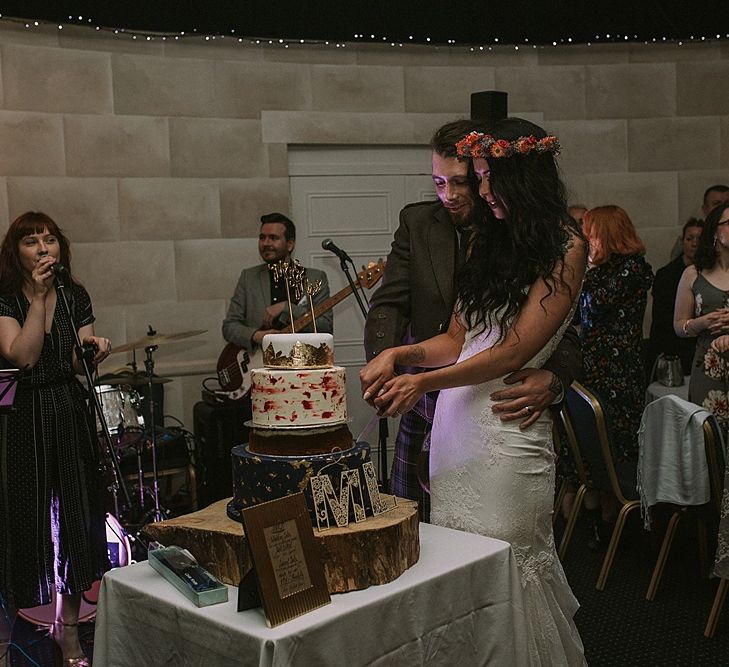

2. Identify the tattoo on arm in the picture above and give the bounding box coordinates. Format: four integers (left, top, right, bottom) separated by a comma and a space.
403, 345, 426, 365
548, 372, 563, 396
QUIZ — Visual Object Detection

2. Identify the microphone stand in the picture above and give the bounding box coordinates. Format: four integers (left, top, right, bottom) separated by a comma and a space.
334, 255, 389, 488
338, 255, 368, 319
54, 272, 132, 514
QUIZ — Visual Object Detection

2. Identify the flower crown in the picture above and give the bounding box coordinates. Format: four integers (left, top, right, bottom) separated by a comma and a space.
455, 131, 561, 159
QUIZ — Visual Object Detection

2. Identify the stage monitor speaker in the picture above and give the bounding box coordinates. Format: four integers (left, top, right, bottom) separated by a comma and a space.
193, 400, 250, 508
117, 427, 189, 476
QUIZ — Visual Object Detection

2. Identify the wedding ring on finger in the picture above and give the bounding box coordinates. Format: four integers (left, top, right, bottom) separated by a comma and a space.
525, 406, 533, 415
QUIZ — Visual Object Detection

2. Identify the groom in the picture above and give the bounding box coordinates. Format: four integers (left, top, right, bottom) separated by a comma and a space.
364, 119, 581, 521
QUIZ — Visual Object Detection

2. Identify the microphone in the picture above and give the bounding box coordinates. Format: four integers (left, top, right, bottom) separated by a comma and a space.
50, 263, 68, 277
321, 238, 353, 263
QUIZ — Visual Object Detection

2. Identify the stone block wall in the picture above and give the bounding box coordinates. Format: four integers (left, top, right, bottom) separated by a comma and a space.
0, 19, 727, 429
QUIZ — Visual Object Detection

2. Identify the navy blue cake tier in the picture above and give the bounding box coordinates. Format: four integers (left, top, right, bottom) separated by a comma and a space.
227, 440, 374, 525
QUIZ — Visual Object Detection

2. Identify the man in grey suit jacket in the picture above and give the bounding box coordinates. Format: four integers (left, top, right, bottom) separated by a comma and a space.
364, 120, 581, 520
223, 213, 332, 351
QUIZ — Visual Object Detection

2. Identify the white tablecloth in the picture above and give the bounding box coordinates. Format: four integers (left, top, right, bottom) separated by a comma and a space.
646, 377, 690, 404
93, 523, 529, 666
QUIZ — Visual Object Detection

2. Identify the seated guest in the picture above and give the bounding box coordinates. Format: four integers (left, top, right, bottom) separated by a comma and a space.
648, 218, 702, 376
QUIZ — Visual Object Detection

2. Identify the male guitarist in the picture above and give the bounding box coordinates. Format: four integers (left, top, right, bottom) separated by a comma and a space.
222, 212, 332, 353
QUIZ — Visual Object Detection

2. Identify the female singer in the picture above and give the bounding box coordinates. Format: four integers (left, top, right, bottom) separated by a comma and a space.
0, 212, 111, 667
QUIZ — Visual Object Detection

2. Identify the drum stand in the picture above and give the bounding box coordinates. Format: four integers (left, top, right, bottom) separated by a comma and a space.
139, 342, 167, 524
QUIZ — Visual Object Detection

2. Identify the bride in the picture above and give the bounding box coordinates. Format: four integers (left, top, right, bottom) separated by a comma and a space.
360, 117, 587, 665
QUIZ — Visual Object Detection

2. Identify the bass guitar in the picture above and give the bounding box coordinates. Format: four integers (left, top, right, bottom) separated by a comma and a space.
216, 261, 385, 398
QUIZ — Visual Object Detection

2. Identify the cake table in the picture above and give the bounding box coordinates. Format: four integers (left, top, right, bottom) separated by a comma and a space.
143, 496, 419, 593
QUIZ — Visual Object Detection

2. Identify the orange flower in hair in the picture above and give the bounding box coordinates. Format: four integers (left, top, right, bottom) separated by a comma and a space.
490, 140, 509, 158
517, 136, 537, 153
456, 131, 486, 158
539, 135, 560, 153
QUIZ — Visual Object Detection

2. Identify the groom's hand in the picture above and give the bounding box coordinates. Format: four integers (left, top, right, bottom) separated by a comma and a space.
490, 368, 560, 429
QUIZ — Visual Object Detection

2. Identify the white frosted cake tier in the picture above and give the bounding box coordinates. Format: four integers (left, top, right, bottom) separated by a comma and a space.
262, 333, 334, 368
250, 366, 347, 427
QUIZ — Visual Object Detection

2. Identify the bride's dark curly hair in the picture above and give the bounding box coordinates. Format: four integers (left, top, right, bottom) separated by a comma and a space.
456, 117, 582, 339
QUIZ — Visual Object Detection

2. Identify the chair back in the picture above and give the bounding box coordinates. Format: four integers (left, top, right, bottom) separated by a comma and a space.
564, 381, 637, 504
704, 416, 726, 515
638, 394, 724, 517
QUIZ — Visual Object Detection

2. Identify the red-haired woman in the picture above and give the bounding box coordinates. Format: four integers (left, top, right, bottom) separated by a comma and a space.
0, 212, 111, 666
578, 205, 653, 547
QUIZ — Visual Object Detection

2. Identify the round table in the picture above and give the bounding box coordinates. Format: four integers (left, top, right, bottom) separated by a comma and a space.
645, 377, 691, 404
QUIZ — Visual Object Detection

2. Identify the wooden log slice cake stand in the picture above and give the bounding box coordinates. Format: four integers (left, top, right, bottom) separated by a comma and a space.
143, 496, 420, 593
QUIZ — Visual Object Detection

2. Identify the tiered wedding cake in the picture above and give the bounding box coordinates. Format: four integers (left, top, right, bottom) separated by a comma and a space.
227, 333, 377, 526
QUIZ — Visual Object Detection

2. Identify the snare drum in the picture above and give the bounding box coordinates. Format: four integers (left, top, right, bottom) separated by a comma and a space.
94, 384, 144, 449
19, 514, 132, 626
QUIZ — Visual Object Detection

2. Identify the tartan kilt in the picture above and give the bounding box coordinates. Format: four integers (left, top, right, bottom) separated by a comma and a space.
388, 394, 436, 522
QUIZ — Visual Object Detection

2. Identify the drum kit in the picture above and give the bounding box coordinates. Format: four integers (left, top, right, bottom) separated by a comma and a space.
98, 326, 206, 522
20, 326, 206, 626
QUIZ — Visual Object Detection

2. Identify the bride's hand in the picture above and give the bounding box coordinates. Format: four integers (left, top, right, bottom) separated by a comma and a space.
360, 349, 398, 406
373, 374, 424, 417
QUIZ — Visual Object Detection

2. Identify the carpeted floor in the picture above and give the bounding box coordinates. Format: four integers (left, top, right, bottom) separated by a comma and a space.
561, 510, 729, 666
5, 511, 729, 665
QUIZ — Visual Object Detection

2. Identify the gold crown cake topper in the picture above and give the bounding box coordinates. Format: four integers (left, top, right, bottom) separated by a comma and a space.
269, 260, 323, 333
263, 340, 334, 368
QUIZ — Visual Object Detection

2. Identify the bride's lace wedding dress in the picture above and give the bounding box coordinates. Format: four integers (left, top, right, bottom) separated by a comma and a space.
430, 310, 586, 666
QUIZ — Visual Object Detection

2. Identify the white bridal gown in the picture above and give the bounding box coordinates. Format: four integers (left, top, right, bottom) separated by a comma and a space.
430, 309, 586, 666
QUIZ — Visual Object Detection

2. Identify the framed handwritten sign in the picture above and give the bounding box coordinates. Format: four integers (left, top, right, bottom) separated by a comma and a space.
241, 493, 330, 627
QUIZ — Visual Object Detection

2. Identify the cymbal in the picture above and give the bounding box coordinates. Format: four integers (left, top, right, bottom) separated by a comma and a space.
97, 374, 173, 387
112, 330, 207, 354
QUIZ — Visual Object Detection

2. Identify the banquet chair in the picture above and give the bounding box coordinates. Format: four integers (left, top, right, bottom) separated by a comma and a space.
705, 420, 729, 638
640, 404, 724, 601
555, 408, 589, 558
562, 381, 641, 591
706, 579, 729, 638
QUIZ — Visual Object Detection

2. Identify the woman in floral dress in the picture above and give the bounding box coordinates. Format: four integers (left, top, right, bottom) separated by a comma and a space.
578, 206, 653, 546
675, 202, 729, 430
579, 206, 654, 465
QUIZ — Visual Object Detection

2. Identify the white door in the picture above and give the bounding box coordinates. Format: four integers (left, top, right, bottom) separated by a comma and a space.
289, 146, 435, 474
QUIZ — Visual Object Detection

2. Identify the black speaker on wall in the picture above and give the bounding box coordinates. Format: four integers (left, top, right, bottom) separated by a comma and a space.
470, 90, 508, 123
